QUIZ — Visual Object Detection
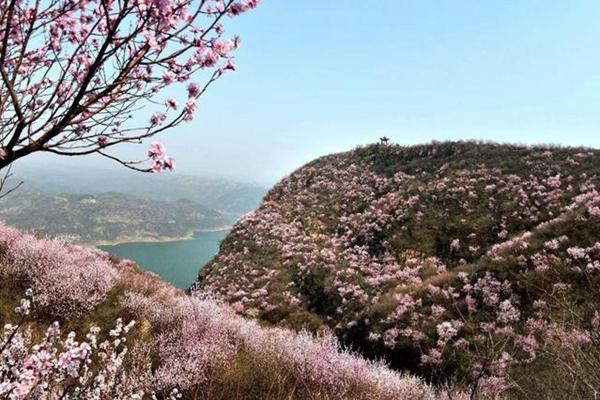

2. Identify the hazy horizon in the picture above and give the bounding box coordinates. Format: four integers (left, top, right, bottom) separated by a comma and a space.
8, 1, 600, 186
14, 136, 600, 188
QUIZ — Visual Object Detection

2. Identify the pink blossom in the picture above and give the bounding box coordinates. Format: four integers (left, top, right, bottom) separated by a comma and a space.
436, 321, 459, 344
567, 246, 587, 260
183, 99, 198, 122
161, 70, 176, 85
187, 82, 201, 98
421, 349, 443, 366
162, 156, 176, 170
165, 98, 179, 109
465, 294, 477, 313
450, 238, 460, 251
150, 112, 167, 126
515, 335, 538, 360
497, 300, 520, 324
224, 59, 237, 71
228, 0, 261, 16
147, 141, 165, 158
200, 50, 220, 68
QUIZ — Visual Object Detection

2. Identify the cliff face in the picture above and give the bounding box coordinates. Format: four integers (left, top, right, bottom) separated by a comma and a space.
196, 141, 600, 395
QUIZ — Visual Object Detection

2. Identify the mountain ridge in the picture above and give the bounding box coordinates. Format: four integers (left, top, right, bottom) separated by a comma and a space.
13, 165, 267, 215
0, 190, 230, 245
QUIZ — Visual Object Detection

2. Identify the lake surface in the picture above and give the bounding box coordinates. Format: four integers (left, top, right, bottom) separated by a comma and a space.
99, 230, 229, 289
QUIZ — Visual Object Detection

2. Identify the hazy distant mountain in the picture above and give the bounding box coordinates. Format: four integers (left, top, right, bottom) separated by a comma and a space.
13, 165, 267, 215
0, 190, 229, 245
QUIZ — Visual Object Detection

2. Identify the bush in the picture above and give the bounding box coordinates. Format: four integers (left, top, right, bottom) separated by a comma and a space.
0, 222, 118, 318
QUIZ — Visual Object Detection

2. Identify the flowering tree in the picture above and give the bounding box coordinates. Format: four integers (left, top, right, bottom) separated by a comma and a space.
0, 0, 259, 191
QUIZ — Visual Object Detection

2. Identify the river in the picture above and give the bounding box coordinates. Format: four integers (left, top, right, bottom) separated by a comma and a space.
99, 229, 229, 289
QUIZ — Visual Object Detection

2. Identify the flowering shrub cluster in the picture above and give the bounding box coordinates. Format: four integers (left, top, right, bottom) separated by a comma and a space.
1, 308, 143, 399
195, 141, 600, 397
0, 224, 446, 399
0, 290, 190, 399
0, 223, 117, 317
123, 291, 445, 399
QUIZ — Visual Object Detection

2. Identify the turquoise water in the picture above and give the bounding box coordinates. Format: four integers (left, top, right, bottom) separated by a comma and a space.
99, 230, 229, 289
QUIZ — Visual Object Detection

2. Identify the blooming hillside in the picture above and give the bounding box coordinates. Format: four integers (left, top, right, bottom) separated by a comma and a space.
195, 141, 600, 398
0, 222, 441, 399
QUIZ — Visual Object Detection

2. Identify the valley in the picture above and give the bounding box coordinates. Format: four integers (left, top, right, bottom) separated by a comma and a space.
0, 168, 266, 246
99, 229, 229, 289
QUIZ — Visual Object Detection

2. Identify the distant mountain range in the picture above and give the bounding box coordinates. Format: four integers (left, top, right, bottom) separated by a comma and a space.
0, 190, 230, 245
12, 165, 267, 215
0, 166, 267, 244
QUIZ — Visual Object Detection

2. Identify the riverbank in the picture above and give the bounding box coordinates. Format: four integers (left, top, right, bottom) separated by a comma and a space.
94, 225, 232, 247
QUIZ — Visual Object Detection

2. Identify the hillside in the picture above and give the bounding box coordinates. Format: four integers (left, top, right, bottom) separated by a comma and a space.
0, 222, 442, 400
15, 165, 267, 215
0, 191, 228, 245
196, 141, 600, 398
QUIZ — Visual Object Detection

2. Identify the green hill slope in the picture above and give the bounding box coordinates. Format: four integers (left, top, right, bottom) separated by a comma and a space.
195, 141, 600, 398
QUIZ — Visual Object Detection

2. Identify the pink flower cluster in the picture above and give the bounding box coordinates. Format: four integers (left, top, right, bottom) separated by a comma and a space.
0, 222, 118, 317
148, 141, 175, 172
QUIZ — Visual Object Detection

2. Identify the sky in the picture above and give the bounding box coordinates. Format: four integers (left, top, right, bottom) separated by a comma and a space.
21, 1, 600, 185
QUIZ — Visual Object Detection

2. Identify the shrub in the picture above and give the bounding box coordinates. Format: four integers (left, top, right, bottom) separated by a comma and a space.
0, 292, 155, 399
0, 222, 118, 318
123, 291, 446, 399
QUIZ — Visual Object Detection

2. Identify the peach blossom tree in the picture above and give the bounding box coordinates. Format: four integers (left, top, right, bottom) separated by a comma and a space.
0, 0, 259, 195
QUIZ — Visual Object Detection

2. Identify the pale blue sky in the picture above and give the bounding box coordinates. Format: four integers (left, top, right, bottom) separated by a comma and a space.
25, 1, 600, 184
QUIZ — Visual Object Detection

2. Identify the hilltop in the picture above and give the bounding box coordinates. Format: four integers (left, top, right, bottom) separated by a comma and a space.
196, 141, 600, 398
